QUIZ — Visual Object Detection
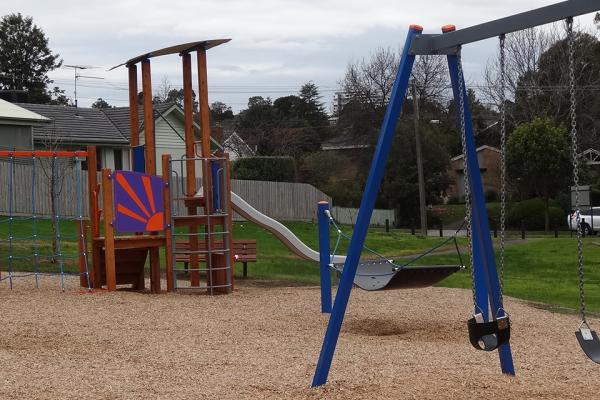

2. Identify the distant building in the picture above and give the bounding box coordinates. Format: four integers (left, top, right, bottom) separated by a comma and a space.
0, 99, 49, 150
446, 145, 501, 200
15, 102, 222, 172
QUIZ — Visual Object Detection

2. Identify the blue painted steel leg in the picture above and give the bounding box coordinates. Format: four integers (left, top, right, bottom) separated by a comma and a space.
311, 25, 422, 387
446, 51, 515, 375
211, 160, 221, 212
318, 201, 332, 314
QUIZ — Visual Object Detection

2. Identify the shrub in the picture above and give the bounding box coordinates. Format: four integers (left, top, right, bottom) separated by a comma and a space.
231, 156, 296, 182
507, 197, 566, 230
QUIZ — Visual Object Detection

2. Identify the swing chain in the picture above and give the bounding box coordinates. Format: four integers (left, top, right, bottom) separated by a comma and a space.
456, 50, 477, 311
566, 17, 586, 323
498, 34, 507, 308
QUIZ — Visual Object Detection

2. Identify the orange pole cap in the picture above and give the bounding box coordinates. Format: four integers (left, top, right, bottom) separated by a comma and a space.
442, 24, 456, 33
409, 24, 424, 32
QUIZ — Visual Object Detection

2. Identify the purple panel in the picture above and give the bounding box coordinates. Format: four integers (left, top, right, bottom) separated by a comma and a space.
113, 170, 166, 233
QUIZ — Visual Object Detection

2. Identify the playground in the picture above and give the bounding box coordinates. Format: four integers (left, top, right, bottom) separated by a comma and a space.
1, 279, 599, 399
3, 1, 600, 398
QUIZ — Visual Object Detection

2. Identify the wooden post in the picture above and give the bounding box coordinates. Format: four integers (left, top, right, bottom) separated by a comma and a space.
197, 48, 211, 159
197, 48, 213, 290
181, 52, 196, 196
163, 154, 174, 292
77, 220, 89, 288
101, 169, 117, 291
128, 64, 140, 147
141, 59, 156, 175
197, 48, 213, 206
87, 146, 103, 288
149, 246, 161, 293
225, 153, 234, 291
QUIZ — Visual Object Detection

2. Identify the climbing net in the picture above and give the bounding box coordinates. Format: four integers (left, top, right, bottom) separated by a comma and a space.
326, 210, 465, 277
0, 151, 91, 291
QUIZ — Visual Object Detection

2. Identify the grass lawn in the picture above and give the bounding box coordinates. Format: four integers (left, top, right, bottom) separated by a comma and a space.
2, 217, 599, 313
417, 237, 600, 313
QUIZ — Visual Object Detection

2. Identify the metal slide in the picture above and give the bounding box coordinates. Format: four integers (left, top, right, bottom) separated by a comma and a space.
230, 192, 460, 291
230, 191, 346, 264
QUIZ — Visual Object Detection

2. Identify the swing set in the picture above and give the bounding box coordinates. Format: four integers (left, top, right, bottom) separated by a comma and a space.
312, 0, 600, 387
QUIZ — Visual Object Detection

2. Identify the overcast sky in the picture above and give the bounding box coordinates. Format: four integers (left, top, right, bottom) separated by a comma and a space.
3, 0, 598, 112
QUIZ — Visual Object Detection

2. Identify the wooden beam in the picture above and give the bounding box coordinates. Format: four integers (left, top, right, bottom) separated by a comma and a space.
196, 49, 213, 223
162, 154, 174, 292
149, 246, 161, 293
87, 146, 102, 288
224, 153, 235, 291
196, 49, 211, 158
128, 64, 140, 147
101, 169, 117, 291
141, 59, 156, 175
181, 52, 197, 196
77, 219, 89, 288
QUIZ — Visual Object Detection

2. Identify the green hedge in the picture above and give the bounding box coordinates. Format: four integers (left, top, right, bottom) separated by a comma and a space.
231, 156, 296, 182
506, 198, 565, 230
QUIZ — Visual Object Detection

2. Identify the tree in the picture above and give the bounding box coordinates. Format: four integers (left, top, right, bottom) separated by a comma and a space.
210, 101, 234, 123
507, 117, 571, 231
483, 27, 600, 150
0, 13, 62, 103
47, 86, 70, 106
236, 85, 332, 159
91, 98, 112, 109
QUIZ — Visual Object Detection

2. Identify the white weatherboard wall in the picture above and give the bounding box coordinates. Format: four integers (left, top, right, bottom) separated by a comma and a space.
140, 112, 188, 174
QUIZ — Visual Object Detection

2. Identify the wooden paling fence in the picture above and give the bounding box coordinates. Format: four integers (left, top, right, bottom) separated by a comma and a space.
0, 160, 333, 221
330, 206, 396, 227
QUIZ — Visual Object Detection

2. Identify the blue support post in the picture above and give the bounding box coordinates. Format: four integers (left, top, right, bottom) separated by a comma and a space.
446, 39, 515, 375
211, 160, 221, 212
318, 201, 332, 314
311, 25, 422, 387
132, 145, 146, 173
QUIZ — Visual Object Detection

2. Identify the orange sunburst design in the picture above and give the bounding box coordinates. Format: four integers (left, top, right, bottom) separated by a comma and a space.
113, 171, 165, 233
115, 172, 151, 218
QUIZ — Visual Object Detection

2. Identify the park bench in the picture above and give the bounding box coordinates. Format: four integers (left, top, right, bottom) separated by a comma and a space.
175, 239, 257, 278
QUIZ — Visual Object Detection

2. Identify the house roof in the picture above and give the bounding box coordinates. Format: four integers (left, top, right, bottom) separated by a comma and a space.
102, 102, 175, 140
16, 103, 129, 145
450, 145, 500, 162
15, 102, 223, 150
0, 99, 49, 124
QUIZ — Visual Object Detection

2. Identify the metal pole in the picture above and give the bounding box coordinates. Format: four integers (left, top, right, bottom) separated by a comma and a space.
318, 201, 332, 314
447, 39, 515, 375
413, 83, 427, 236
312, 25, 421, 387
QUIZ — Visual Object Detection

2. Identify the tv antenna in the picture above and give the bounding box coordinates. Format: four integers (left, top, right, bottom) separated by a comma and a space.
63, 65, 104, 108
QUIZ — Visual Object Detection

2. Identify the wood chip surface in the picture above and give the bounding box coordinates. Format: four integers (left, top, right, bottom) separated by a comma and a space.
1, 275, 599, 399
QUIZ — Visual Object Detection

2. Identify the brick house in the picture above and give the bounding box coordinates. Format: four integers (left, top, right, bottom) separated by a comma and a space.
446, 145, 501, 200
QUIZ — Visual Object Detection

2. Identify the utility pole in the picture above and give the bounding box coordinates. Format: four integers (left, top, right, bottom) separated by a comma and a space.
412, 82, 427, 236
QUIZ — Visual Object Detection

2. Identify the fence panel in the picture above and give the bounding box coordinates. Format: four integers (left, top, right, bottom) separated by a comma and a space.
330, 206, 396, 227
0, 161, 333, 222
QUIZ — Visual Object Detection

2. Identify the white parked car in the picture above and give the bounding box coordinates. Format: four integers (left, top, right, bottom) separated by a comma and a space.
568, 207, 600, 235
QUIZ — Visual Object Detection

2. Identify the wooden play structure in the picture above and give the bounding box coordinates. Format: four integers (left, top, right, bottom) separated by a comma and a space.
86, 39, 237, 294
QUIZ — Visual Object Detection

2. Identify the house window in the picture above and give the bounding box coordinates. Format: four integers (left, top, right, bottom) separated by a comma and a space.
114, 149, 123, 170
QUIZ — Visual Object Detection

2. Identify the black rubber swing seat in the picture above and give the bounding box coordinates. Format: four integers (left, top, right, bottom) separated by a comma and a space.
334, 261, 462, 291
576, 328, 600, 364
468, 315, 511, 351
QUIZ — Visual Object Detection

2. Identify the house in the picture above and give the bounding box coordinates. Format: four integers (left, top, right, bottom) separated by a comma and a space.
0, 99, 49, 150
17, 103, 131, 170
16, 102, 222, 172
446, 145, 501, 200
210, 120, 254, 161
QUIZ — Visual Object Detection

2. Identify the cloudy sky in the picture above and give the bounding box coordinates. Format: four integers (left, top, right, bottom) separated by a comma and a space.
4, 0, 598, 111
